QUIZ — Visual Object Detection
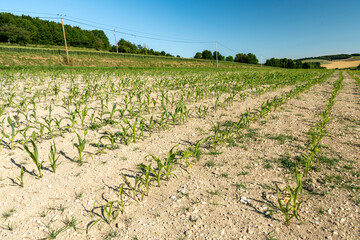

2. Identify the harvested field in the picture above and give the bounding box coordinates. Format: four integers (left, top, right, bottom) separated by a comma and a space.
322, 60, 360, 69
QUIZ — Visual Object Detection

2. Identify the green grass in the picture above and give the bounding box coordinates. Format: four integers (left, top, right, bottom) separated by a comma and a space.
266, 134, 296, 144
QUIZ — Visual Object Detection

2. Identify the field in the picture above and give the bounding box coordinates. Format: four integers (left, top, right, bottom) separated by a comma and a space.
0, 66, 359, 239
302, 57, 360, 69
322, 60, 360, 69
0, 46, 255, 69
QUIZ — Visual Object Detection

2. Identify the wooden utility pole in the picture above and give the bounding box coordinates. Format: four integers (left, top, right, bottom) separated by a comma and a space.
61, 16, 70, 64
114, 29, 118, 53
215, 41, 218, 68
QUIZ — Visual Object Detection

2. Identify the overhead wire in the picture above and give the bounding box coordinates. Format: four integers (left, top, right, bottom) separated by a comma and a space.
0, 8, 57, 16
1, 9, 245, 57
65, 15, 210, 43
62, 17, 214, 44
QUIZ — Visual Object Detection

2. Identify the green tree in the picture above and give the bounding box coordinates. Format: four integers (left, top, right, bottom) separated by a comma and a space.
202, 50, 214, 60
295, 60, 303, 69
0, 24, 31, 45
213, 51, 224, 61
246, 53, 258, 64
225, 56, 234, 62
234, 53, 247, 63
194, 52, 202, 59
302, 62, 311, 69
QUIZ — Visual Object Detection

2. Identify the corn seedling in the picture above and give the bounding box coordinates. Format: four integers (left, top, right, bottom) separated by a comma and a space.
48, 141, 60, 173
118, 184, 126, 213
39, 118, 55, 139
181, 150, 193, 170
87, 200, 122, 233
104, 103, 117, 125
80, 106, 88, 127
54, 117, 65, 136
276, 167, 304, 226
192, 137, 209, 162
146, 155, 164, 187
163, 144, 179, 180
138, 163, 153, 198
16, 164, 24, 187
2, 117, 21, 149
100, 131, 118, 150
117, 124, 130, 145
66, 111, 77, 132
73, 130, 87, 166
23, 140, 43, 178
122, 174, 142, 201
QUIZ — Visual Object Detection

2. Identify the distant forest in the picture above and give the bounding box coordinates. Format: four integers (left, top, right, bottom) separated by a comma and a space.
0, 13, 110, 50
299, 53, 360, 61
0, 13, 174, 56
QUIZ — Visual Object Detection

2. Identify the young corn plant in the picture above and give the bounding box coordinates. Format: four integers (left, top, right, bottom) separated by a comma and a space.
104, 103, 117, 125
212, 122, 225, 149
137, 163, 153, 199
147, 116, 155, 135
16, 164, 24, 187
190, 137, 209, 163
39, 118, 55, 139
54, 117, 65, 136
87, 200, 122, 233
146, 155, 164, 187
163, 144, 179, 180
80, 106, 88, 128
23, 140, 43, 178
73, 130, 87, 166
2, 117, 21, 150
276, 167, 304, 226
100, 131, 119, 150
118, 184, 126, 213
48, 141, 60, 173
122, 174, 142, 201
117, 124, 130, 145
66, 111, 77, 133
181, 150, 193, 170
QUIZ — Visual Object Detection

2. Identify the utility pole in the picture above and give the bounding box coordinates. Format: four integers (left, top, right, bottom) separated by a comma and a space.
114, 29, 118, 53
261, 56, 263, 67
60, 16, 70, 64
215, 41, 218, 68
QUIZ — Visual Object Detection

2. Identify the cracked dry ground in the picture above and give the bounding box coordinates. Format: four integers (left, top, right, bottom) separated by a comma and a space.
1, 71, 359, 240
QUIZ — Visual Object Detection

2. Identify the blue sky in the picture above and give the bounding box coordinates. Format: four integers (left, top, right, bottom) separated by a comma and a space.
1, 0, 359, 61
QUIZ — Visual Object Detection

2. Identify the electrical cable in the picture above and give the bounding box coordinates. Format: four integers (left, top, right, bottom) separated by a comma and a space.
1, 9, 247, 57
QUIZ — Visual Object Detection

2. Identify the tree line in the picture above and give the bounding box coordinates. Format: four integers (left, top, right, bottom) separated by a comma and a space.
265, 58, 324, 69
299, 53, 360, 61
0, 13, 110, 50
194, 50, 258, 64
112, 38, 175, 57
0, 13, 175, 57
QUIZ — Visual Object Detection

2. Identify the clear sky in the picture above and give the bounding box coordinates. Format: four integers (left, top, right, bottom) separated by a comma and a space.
1, 0, 359, 61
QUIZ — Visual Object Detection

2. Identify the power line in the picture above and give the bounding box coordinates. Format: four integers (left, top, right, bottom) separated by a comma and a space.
0, 8, 57, 16
1, 9, 248, 57
65, 15, 208, 43
218, 42, 239, 54
63, 17, 214, 44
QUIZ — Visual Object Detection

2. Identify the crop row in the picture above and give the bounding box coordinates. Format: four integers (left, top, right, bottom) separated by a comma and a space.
276, 72, 343, 225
